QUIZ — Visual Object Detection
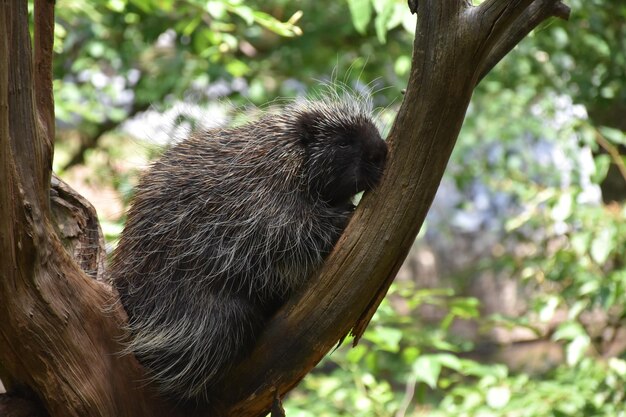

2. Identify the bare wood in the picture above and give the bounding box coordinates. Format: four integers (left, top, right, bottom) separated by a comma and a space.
0, 2, 21, 396
6, 0, 50, 215
50, 174, 107, 282
34, 0, 56, 146
0, 0, 12, 203
0, 2, 185, 417
477, 0, 571, 82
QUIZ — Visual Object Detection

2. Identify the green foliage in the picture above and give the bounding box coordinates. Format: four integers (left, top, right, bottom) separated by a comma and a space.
430, 357, 626, 416
346, 0, 415, 43
53, 0, 303, 132
284, 284, 488, 417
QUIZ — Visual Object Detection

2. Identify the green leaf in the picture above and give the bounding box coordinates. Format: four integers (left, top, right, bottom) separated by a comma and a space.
553, 321, 586, 341
566, 334, 590, 365
592, 154, 611, 183
401, 10, 417, 33
431, 353, 462, 371
129, 0, 152, 13
107, 0, 126, 12
385, 3, 406, 31
590, 226, 616, 264
231, 4, 254, 25
486, 386, 511, 409
373, 0, 394, 43
413, 356, 442, 389
206, 1, 226, 19
345, 344, 367, 364
364, 326, 403, 352
347, 0, 372, 35
539, 296, 560, 322
225, 59, 250, 77
599, 126, 626, 146
570, 232, 591, 257
609, 358, 626, 377
393, 55, 411, 76
551, 192, 572, 222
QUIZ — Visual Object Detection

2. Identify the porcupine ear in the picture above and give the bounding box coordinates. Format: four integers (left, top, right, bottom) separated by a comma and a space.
295, 110, 322, 145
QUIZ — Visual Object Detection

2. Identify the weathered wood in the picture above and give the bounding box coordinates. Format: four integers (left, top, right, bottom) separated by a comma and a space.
50, 174, 107, 282
0, 2, 182, 416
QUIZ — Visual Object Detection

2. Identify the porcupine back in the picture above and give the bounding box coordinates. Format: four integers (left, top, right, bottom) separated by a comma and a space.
110, 92, 388, 404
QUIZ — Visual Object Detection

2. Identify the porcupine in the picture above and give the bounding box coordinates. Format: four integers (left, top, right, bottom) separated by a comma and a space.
110, 91, 388, 405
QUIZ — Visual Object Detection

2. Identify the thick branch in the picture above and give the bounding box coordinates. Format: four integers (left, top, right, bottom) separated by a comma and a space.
34, 0, 56, 145
476, 0, 536, 39
477, 0, 570, 82
0, 3, 185, 416
0, 0, 18, 331
6, 0, 51, 214
0, 0, 11, 196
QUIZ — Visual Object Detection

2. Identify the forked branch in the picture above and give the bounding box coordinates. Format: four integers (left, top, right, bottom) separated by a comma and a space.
476, 0, 571, 82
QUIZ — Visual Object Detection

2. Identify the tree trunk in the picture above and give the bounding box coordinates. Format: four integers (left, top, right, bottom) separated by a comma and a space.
0, 1, 569, 416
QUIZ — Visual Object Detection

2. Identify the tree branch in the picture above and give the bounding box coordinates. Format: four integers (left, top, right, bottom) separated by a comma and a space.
62, 98, 151, 171
6, 0, 50, 214
0, 0, 11, 197
0, 0, 19, 322
0, 3, 187, 416
477, 0, 571, 82
50, 174, 107, 281
34, 0, 56, 145
475, 0, 536, 38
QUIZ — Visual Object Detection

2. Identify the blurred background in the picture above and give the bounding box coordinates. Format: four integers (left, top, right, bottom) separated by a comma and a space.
48, 0, 625, 415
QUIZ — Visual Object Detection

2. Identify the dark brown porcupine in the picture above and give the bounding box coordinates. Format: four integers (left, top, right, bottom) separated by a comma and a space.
110, 92, 388, 405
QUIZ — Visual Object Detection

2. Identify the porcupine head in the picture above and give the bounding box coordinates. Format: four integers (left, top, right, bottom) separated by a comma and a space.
110, 89, 388, 408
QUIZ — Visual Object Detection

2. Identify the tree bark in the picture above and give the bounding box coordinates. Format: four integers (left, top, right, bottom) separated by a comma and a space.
0, 1, 569, 416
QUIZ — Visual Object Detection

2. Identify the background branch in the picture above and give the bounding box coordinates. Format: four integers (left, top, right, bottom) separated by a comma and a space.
62, 99, 151, 171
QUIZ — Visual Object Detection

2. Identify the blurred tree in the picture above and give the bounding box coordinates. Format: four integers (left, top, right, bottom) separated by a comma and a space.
53, 0, 303, 168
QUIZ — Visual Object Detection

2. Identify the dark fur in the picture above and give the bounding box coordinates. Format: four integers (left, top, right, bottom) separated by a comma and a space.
110, 97, 387, 404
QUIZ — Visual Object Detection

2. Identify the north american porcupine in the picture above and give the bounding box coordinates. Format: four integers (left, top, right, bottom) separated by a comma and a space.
110, 92, 388, 404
